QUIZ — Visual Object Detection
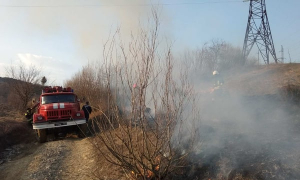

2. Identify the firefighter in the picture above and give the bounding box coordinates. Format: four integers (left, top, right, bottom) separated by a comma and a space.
24, 108, 33, 124
212, 70, 224, 87
211, 71, 225, 101
82, 101, 92, 123
24, 101, 39, 125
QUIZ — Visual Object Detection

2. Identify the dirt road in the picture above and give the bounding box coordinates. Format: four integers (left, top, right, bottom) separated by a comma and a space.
0, 137, 99, 180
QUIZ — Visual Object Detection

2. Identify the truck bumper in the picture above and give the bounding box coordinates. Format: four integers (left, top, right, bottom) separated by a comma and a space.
33, 119, 86, 129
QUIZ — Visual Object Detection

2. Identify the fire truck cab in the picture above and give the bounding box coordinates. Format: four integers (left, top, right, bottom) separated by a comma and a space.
33, 86, 86, 143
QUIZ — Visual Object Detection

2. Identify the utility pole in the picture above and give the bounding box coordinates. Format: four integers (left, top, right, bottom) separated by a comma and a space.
242, 0, 278, 64
288, 49, 292, 63
279, 45, 284, 63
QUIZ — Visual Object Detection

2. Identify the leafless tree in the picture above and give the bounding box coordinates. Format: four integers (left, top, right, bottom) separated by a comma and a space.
182, 40, 252, 76
5, 63, 41, 111
88, 9, 200, 179
64, 63, 109, 112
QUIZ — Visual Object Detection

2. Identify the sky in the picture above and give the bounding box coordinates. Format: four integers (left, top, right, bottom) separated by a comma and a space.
0, 0, 299, 85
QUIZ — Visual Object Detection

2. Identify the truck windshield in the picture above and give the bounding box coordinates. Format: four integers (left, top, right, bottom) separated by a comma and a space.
42, 94, 75, 104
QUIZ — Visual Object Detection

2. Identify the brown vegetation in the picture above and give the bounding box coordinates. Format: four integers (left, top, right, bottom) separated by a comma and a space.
0, 104, 34, 157
225, 63, 300, 96
64, 64, 110, 114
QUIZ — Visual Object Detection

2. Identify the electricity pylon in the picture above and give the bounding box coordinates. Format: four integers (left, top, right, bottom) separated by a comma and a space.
242, 0, 278, 64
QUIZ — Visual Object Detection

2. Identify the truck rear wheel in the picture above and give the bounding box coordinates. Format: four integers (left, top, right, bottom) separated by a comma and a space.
36, 129, 47, 143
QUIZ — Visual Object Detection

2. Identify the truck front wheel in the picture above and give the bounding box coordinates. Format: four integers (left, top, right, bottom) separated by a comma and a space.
36, 129, 47, 143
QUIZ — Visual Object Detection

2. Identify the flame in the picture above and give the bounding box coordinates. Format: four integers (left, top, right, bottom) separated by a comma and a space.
147, 170, 153, 178
129, 155, 161, 179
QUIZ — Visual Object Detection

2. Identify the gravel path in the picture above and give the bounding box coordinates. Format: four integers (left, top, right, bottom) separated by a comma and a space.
0, 137, 98, 180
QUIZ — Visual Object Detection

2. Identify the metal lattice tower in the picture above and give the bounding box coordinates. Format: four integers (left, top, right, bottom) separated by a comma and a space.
242, 0, 278, 64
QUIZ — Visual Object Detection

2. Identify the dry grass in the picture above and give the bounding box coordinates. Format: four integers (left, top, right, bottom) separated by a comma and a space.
0, 104, 35, 154
225, 63, 300, 96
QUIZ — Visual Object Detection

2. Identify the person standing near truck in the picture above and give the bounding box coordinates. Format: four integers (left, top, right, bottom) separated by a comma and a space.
25, 108, 33, 125
82, 101, 92, 123
24, 101, 40, 125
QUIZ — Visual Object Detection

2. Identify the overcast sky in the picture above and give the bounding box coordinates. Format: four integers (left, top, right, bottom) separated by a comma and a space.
0, 0, 299, 85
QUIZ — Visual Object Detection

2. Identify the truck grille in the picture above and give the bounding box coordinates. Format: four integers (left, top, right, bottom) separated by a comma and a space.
46, 110, 72, 119
47, 111, 59, 117
61, 110, 72, 117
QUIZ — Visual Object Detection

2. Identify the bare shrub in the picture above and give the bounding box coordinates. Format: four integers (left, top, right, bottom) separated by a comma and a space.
90, 9, 199, 180
5, 63, 41, 111
182, 40, 255, 77
64, 63, 109, 113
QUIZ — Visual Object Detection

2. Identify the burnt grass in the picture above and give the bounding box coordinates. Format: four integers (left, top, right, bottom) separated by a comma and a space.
179, 94, 300, 180
0, 105, 35, 159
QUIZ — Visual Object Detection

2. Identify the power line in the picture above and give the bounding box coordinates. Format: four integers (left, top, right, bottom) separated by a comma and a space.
0, 1, 243, 8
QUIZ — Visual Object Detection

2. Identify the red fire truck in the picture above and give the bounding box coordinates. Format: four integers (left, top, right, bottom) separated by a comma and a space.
32, 86, 86, 143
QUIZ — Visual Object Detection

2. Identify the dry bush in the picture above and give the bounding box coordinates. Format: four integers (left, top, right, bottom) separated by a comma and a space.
89, 9, 200, 180
64, 64, 109, 113
5, 63, 41, 112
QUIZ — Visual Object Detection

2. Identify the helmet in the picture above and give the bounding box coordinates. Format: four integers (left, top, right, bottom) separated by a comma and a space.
213, 71, 219, 75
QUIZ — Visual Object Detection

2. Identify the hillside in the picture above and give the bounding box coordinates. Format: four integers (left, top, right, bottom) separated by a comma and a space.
225, 63, 300, 96
0, 77, 43, 105
0, 78, 10, 104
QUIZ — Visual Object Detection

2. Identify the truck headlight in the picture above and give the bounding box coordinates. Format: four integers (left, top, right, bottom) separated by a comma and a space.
37, 116, 43, 120
76, 113, 81, 117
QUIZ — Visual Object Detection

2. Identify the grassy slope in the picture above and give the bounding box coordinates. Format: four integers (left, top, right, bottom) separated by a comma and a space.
224, 63, 300, 96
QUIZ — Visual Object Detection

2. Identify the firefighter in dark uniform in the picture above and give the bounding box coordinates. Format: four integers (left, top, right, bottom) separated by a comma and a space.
25, 108, 33, 124
82, 101, 92, 123
24, 102, 40, 125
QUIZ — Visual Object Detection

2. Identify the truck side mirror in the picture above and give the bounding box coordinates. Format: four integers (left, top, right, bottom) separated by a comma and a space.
77, 98, 80, 102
